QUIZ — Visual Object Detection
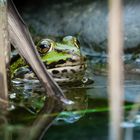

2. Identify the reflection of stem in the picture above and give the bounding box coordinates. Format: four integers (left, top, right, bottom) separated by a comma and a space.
0, 115, 12, 140
20, 97, 63, 140
127, 96, 140, 121
124, 96, 140, 140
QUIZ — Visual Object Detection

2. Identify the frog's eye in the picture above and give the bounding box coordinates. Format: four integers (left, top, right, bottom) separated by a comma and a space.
37, 39, 53, 54
62, 36, 80, 48
73, 38, 80, 48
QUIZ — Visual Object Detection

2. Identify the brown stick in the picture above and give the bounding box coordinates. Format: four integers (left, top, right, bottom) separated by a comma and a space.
7, 0, 69, 103
108, 0, 124, 140
7, 0, 72, 139
0, 0, 9, 110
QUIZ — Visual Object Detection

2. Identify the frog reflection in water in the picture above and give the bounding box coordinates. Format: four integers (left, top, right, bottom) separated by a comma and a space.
12, 36, 87, 85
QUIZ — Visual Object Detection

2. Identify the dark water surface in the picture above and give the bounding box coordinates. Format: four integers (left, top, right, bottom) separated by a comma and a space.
45, 54, 140, 140
8, 53, 140, 140
7, 0, 140, 139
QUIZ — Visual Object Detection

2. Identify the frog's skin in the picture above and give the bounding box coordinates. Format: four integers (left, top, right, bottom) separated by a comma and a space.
11, 36, 86, 85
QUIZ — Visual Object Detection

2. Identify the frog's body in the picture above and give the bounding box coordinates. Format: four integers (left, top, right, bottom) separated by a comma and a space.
11, 36, 86, 85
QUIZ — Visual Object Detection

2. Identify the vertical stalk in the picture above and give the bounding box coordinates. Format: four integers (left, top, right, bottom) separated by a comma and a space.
0, 0, 9, 110
108, 0, 124, 140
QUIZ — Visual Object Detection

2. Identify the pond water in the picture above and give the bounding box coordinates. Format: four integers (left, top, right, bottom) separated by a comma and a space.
45, 57, 140, 140
1, 0, 139, 139
7, 51, 140, 140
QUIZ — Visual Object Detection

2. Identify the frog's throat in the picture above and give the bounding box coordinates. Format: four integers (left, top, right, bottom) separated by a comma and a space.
48, 64, 86, 83
14, 63, 86, 85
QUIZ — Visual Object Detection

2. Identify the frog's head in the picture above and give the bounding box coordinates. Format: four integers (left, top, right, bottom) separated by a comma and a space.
37, 36, 86, 84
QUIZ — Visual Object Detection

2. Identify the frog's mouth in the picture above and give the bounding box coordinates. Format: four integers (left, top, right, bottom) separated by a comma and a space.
48, 63, 86, 84
14, 63, 86, 85
12, 56, 86, 85
45, 55, 86, 84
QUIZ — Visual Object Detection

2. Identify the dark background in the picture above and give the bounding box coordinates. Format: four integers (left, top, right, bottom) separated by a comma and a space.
12, 0, 140, 51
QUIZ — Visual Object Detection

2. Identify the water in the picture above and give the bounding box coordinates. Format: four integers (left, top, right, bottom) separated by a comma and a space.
45, 54, 140, 140
46, 99, 109, 140
5, 0, 140, 139
5, 53, 140, 139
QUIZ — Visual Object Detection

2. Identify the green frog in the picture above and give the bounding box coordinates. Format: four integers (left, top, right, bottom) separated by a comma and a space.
11, 36, 86, 85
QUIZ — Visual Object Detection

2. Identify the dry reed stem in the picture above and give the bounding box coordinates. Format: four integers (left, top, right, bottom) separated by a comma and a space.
0, 0, 9, 110
108, 0, 124, 140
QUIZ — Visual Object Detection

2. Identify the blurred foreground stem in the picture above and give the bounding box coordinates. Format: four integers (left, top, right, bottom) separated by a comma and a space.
0, 0, 9, 110
108, 0, 124, 140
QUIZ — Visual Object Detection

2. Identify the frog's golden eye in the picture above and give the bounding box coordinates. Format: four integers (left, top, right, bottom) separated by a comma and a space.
73, 38, 80, 48
37, 39, 53, 54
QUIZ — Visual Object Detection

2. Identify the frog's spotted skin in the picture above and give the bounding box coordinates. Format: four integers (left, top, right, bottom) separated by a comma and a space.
12, 36, 86, 85
46, 63, 85, 84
